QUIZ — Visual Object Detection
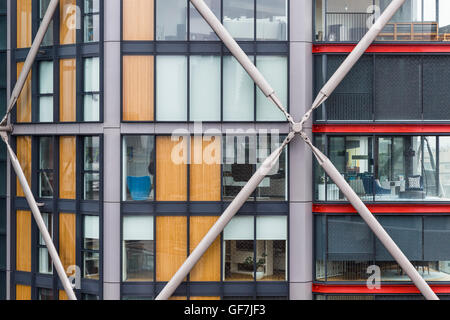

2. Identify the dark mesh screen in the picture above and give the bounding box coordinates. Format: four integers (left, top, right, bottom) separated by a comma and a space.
375, 56, 422, 121
423, 56, 450, 120
424, 216, 450, 261
326, 55, 373, 121
314, 55, 325, 121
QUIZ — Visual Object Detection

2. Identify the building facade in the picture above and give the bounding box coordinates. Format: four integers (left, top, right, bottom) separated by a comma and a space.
4, 0, 450, 301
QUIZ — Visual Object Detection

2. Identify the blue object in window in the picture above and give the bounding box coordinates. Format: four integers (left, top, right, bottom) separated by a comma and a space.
127, 176, 151, 201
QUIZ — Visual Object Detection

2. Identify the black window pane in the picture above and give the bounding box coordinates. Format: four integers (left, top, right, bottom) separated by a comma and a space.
423, 56, 450, 120
0, 16, 6, 50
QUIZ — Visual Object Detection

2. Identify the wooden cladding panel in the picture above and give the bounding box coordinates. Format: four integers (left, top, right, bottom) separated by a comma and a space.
60, 59, 77, 122
123, 0, 154, 41
59, 136, 76, 199
189, 216, 221, 281
17, 0, 32, 48
16, 211, 31, 272
156, 216, 187, 281
156, 136, 187, 201
16, 63, 32, 123
16, 136, 31, 197
16, 285, 31, 300
190, 136, 221, 201
123, 56, 154, 121
59, 213, 76, 274
60, 0, 77, 44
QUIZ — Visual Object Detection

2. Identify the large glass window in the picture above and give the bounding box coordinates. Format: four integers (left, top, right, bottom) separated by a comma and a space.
156, 0, 187, 41
156, 56, 187, 121
315, 215, 450, 282
190, 0, 220, 40
39, 0, 53, 46
38, 61, 54, 122
38, 213, 53, 274
315, 0, 449, 42
122, 136, 155, 201
83, 57, 100, 122
189, 55, 221, 121
122, 215, 154, 282
223, 0, 254, 41
256, 0, 288, 40
84, 0, 100, 42
82, 215, 99, 279
83, 137, 100, 200
38, 137, 54, 198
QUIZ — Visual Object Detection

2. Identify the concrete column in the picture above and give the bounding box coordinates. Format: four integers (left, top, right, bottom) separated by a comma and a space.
102, 0, 121, 300
5, 0, 11, 301
289, 0, 314, 300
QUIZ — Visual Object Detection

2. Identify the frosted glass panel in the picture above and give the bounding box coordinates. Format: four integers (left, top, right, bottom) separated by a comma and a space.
84, 215, 99, 239
83, 94, 100, 121
156, 56, 187, 121
39, 61, 53, 94
256, 56, 287, 121
123, 216, 154, 240
223, 55, 254, 121
190, 56, 220, 121
256, 216, 287, 240
39, 97, 53, 122
224, 216, 254, 240
84, 57, 100, 92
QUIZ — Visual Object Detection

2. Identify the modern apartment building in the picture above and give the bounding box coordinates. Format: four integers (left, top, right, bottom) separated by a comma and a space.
3, 0, 450, 301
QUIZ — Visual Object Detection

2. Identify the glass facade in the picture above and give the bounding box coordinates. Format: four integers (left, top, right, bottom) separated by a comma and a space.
0, 1, 6, 301
314, 0, 450, 42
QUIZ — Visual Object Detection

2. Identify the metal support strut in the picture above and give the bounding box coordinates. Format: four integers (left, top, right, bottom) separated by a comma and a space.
157, 0, 438, 300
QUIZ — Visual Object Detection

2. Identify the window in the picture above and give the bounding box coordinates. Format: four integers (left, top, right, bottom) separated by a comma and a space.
39, 0, 53, 46
122, 136, 155, 201
38, 61, 54, 122
82, 215, 100, 279
189, 55, 221, 122
83, 136, 100, 200
38, 288, 54, 300
223, 0, 255, 40
315, 215, 450, 282
38, 213, 53, 274
156, 0, 187, 40
83, 57, 100, 121
38, 137, 54, 198
156, 56, 187, 121
84, 0, 100, 42
190, 0, 220, 40
256, 0, 287, 41
224, 216, 287, 281
122, 215, 154, 281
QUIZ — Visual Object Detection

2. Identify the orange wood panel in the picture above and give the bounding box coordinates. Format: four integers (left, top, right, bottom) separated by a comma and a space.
122, 56, 154, 121
59, 59, 76, 122
190, 297, 221, 300
189, 216, 221, 281
16, 211, 31, 272
156, 216, 187, 281
169, 296, 187, 300
59, 291, 69, 300
59, 136, 76, 199
123, 0, 154, 41
16, 136, 31, 197
16, 63, 32, 123
156, 136, 187, 201
190, 136, 221, 201
16, 285, 31, 300
17, 0, 32, 48
59, 213, 76, 274
60, 0, 77, 44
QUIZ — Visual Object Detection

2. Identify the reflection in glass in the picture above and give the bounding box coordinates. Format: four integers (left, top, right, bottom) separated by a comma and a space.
38, 213, 53, 274
40, 0, 53, 46
39, 61, 53, 122
122, 216, 154, 282
39, 137, 53, 198
256, 0, 287, 40
83, 136, 100, 200
190, 0, 220, 40
38, 288, 54, 300
84, 0, 100, 42
223, 0, 254, 40
83, 215, 99, 279
156, 0, 187, 40
122, 136, 155, 201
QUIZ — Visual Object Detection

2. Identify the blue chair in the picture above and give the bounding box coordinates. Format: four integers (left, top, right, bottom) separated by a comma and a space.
362, 175, 390, 195
127, 176, 151, 201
